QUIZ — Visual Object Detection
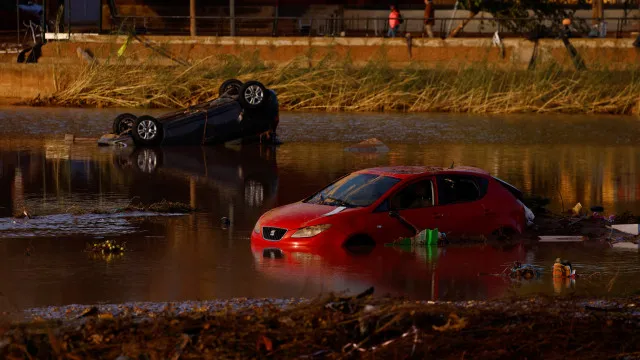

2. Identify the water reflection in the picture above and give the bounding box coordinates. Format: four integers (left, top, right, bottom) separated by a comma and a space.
0, 110, 639, 307
251, 243, 529, 301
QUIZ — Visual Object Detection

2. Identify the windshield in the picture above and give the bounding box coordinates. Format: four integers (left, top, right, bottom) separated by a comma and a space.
305, 173, 401, 208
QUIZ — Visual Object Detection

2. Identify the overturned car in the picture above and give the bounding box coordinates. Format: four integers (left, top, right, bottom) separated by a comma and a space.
105, 79, 280, 146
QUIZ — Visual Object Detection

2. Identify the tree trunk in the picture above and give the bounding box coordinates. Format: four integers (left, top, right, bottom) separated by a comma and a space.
592, 0, 603, 26
448, 11, 478, 38
190, 0, 197, 36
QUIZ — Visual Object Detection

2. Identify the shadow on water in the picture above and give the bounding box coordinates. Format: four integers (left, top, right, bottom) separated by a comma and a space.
0, 108, 639, 309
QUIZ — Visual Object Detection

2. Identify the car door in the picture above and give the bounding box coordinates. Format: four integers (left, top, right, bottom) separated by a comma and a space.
203, 101, 243, 144
366, 177, 442, 244
433, 174, 490, 237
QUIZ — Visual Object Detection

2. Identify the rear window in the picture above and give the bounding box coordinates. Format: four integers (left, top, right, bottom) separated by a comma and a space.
436, 175, 488, 205
305, 173, 400, 208
493, 177, 523, 201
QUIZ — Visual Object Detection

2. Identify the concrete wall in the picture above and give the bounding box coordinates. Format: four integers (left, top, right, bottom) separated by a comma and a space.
11, 35, 638, 69
0, 64, 63, 101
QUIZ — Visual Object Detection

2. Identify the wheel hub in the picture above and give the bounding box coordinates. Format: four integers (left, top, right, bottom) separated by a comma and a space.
137, 120, 157, 140
244, 85, 264, 105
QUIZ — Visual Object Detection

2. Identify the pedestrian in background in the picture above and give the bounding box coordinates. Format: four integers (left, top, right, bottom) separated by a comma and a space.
424, 0, 435, 38
388, 5, 401, 38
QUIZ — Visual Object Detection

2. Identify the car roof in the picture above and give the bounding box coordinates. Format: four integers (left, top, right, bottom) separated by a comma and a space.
356, 166, 490, 179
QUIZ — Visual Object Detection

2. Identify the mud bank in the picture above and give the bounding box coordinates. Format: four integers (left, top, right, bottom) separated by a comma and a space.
3, 294, 640, 359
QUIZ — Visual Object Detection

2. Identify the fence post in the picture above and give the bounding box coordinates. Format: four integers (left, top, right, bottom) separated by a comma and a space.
190, 0, 197, 36
16, 0, 19, 44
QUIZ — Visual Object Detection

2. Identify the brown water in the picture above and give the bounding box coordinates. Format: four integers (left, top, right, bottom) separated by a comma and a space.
0, 107, 639, 310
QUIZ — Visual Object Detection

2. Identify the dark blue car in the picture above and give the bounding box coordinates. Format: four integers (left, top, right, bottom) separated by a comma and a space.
111, 80, 280, 146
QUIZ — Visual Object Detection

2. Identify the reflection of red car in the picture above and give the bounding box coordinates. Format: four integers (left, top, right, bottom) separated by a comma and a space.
251, 166, 527, 250
251, 243, 528, 300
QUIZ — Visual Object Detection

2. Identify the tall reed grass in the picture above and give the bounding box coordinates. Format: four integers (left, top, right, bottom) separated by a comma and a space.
42, 53, 640, 114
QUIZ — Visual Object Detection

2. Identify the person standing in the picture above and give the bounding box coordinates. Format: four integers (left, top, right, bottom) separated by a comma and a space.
388, 5, 400, 38
424, 0, 435, 38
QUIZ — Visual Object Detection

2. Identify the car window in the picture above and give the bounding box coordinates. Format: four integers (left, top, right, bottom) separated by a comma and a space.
436, 175, 488, 205
388, 179, 434, 210
305, 173, 401, 208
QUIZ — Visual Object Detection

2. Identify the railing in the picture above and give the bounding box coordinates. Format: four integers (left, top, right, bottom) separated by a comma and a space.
109, 15, 640, 39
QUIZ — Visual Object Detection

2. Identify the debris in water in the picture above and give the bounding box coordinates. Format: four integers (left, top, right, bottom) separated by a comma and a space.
344, 138, 389, 153
86, 239, 126, 255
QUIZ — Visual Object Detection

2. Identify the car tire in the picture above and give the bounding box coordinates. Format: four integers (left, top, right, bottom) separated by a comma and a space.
112, 113, 138, 135
239, 81, 269, 109
131, 115, 163, 146
133, 148, 163, 173
489, 227, 518, 242
219, 79, 243, 97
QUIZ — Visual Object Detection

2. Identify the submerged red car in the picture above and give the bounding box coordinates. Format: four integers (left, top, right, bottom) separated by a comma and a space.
251, 166, 530, 250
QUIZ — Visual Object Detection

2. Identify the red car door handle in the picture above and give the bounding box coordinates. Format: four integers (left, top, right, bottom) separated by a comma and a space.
434, 213, 444, 219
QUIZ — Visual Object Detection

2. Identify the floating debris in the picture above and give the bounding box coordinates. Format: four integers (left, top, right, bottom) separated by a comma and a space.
86, 239, 126, 255
344, 138, 389, 153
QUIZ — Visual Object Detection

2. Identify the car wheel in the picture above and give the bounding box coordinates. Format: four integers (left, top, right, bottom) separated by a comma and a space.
131, 115, 163, 146
239, 81, 269, 109
134, 148, 162, 173
219, 79, 243, 97
112, 113, 137, 135
343, 235, 376, 254
489, 227, 518, 242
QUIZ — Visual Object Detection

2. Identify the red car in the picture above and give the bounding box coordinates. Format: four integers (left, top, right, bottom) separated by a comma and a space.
251, 166, 529, 250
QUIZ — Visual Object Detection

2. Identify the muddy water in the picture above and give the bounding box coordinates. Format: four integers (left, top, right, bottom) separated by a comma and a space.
0, 107, 639, 310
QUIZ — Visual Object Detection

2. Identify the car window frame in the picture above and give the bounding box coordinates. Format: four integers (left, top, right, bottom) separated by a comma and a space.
434, 174, 489, 206
303, 172, 402, 207
373, 176, 437, 212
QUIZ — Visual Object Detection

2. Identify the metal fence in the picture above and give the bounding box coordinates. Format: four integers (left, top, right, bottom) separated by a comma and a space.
110, 15, 640, 39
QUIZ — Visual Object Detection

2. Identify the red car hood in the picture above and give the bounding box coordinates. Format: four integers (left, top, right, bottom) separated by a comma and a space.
259, 202, 353, 228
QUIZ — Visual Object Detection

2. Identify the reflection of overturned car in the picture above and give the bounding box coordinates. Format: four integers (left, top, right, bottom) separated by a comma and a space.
111, 145, 279, 223
106, 80, 280, 146
252, 166, 532, 249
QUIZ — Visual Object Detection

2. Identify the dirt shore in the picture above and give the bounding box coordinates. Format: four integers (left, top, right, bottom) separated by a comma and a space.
2, 294, 639, 359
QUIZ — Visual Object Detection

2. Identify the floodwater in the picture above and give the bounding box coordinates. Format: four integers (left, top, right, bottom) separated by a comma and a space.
0, 106, 639, 311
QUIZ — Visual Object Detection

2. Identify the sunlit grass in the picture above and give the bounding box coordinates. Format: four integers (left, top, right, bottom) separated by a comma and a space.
39, 52, 640, 114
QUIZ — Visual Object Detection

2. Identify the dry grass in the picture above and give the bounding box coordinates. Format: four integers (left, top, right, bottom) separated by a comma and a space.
32, 52, 640, 114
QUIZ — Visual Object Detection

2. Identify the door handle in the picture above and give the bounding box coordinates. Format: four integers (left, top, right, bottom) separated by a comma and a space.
434, 213, 444, 219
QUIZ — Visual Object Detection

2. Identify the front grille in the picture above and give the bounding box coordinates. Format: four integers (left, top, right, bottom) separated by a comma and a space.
262, 227, 287, 241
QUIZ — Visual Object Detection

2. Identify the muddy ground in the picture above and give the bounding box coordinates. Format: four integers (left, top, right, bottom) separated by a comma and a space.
1, 292, 639, 359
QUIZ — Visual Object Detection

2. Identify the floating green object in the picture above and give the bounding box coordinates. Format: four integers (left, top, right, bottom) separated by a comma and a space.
384, 228, 440, 247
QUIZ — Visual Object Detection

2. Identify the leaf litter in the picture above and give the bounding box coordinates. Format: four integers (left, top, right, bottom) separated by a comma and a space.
2, 289, 639, 359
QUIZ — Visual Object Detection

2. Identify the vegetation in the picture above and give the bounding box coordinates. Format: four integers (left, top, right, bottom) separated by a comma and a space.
30, 52, 640, 114
451, 0, 591, 37
2, 292, 639, 359
17, 200, 194, 218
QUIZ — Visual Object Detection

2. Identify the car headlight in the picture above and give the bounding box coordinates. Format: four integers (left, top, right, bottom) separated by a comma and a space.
291, 224, 332, 238
253, 221, 261, 234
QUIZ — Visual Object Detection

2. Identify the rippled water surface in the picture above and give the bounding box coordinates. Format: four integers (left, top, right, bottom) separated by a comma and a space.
0, 106, 639, 310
